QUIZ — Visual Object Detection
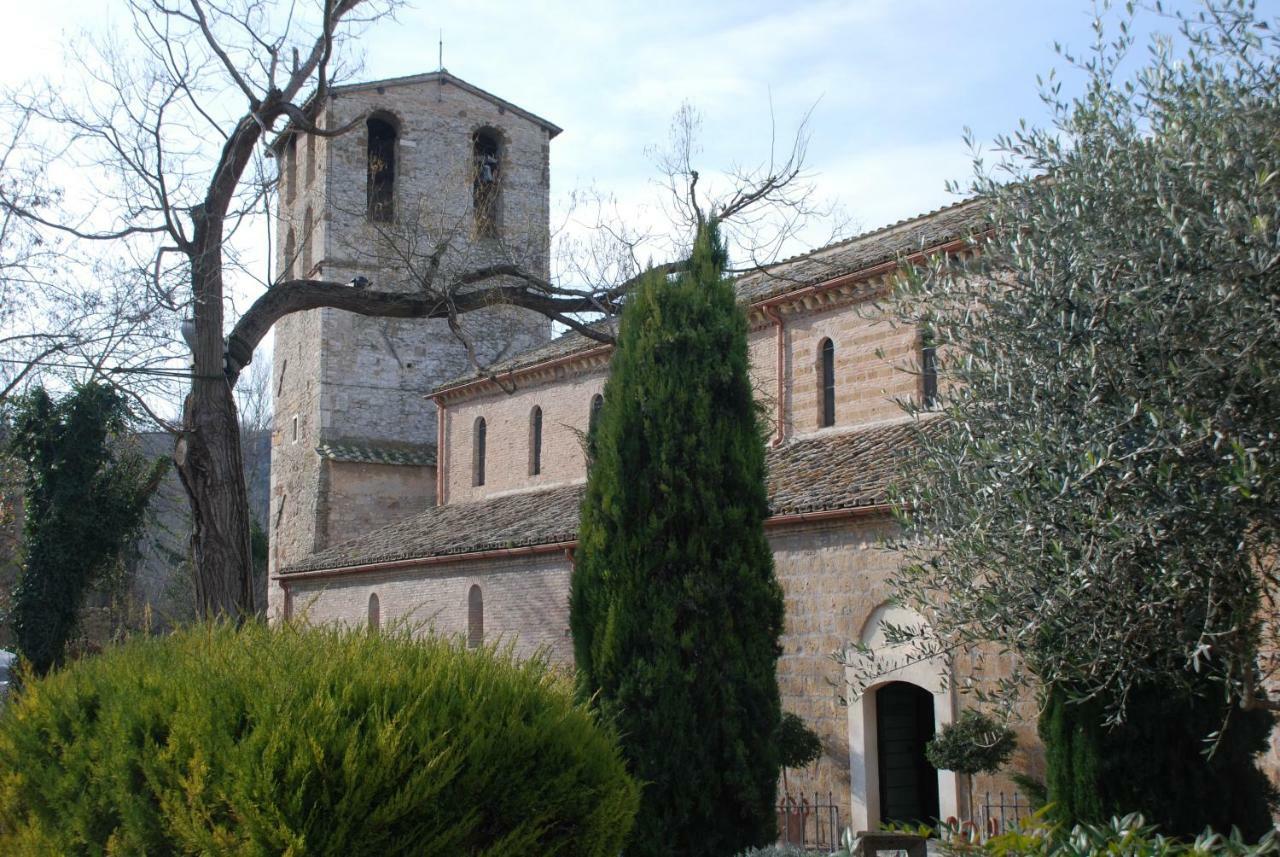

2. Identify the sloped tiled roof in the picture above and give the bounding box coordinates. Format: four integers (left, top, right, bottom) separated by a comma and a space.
766, 421, 918, 515
734, 197, 987, 304
283, 420, 921, 574
316, 441, 437, 467
433, 199, 987, 394
286, 483, 583, 573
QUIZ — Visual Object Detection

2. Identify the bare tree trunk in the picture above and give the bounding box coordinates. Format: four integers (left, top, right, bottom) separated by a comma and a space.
174, 207, 255, 619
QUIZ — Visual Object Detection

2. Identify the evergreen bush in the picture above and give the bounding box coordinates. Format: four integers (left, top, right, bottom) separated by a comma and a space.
0, 622, 639, 855
1041, 678, 1276, 840
571, 222, 785, 857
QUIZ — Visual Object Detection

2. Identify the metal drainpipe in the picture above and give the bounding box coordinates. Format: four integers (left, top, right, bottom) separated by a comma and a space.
433, 395, 447, 506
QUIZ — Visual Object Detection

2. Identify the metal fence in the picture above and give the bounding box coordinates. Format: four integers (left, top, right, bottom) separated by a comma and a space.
979, 791, 1029, 837
777, 792, 842, 851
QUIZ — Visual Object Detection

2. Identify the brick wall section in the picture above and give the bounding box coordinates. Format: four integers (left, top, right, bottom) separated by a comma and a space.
285, 550, 573, 663
443, 366, 606, 503
269, 307, 325, 619
768, 516, 901, 817
443, 293, 924, 502
776, 299, 920, 439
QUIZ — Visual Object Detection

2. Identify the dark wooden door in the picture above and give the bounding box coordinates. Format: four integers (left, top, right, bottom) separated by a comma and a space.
876, 682, 940, 827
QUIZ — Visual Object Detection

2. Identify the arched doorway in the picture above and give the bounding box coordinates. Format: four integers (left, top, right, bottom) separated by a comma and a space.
875, 682, 940, 826
848, 603, 959, 830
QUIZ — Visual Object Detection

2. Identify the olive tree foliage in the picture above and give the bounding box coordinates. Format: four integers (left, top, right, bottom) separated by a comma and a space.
0, 0, 838, 620
843, 0, 1280, 717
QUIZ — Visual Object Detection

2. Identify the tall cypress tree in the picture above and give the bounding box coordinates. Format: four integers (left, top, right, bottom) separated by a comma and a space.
571, 222, 785, 857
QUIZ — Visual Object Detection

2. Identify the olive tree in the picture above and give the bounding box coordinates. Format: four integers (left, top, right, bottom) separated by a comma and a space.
849, 0, 1280, 716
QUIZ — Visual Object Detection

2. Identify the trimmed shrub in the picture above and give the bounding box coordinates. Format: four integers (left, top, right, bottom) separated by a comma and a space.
0, 622, 639, 855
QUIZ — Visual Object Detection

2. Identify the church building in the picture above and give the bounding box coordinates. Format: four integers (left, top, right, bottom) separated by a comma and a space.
267, 71, 1032, 834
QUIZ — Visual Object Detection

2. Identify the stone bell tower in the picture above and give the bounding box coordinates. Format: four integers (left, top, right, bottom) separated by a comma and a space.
267, 71, 558, 615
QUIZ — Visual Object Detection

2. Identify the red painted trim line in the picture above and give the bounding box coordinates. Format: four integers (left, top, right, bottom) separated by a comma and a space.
432, 344, 613, 399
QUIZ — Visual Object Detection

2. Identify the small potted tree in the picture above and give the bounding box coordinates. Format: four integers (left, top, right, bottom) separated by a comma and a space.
776, 712, 823, 844
925, 709, 1016, 834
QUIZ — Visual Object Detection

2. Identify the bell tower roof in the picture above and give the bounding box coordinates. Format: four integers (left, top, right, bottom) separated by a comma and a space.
272, 70, 562, 152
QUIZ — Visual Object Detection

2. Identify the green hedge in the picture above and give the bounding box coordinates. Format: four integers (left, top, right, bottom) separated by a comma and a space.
0, 623, 639, 856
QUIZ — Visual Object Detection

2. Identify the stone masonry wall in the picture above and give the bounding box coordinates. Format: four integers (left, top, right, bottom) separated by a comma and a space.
268, 306, 325, 619
776, 299, 921, 440
285, 550, 574, 664
270, 74, 555, 592
769, 516, 904, 818
318, 460, 436, 557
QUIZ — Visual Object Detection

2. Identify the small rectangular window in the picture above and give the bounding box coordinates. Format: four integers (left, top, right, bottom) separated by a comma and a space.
291, 415, 299, 444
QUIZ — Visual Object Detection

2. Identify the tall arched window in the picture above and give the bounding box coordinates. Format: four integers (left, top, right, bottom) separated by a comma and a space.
301, 205, 314, 276
367, 116, 397, 222
472, 128, 501, 237
473, 417, 487, 486
819, 337, 836, 428
529, 406, 543, 476
283, 228, 296, 281
589, 394, 604, 433
921, 330, 938, 409
467, 584, 484, 648
368, 592, 380, 632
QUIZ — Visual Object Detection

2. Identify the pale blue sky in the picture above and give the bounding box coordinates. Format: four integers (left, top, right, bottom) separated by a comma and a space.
0, 0, 1231, 248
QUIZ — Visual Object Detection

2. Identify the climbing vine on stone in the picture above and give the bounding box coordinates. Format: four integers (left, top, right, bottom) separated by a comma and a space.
5, 383, 165, 674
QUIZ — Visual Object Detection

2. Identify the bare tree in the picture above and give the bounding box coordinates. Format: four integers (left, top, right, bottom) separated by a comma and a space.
0, 0, 842, 620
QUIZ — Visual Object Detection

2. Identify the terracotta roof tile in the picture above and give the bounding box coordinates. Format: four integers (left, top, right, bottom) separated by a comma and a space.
766, 421, 918, 515
734, 197, 987, 304
283, 421, 920, 574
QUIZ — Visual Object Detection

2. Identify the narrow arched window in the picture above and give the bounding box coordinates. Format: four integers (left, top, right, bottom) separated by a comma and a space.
530, 406, 543, 476
819, 338, 836, 428
473, 417, 487, 486
921, 330, 938, 409
284, 134, 297, 204
467, 584, 483, 648
472, 128, 501, 237
589, 394, 604, 433
368, 592, 380, 632
367, 117, 396, 222
283, 228, 296, 281
301, 206, 314, 276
